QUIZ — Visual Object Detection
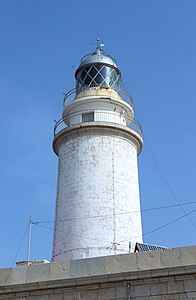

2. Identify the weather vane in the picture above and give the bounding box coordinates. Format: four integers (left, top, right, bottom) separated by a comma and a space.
95, 37, 105, 51
96, 37, 104, 47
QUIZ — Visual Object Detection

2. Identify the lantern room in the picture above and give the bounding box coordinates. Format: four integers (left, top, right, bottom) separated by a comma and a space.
75, 46, 121, 95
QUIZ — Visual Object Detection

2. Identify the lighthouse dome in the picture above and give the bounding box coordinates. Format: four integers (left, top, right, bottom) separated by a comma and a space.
78, 47, 118, 69
75, 47, 121, 95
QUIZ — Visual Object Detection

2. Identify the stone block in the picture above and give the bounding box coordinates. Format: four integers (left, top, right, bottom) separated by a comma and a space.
88, 256, 105, 276
180, 246, 196, 266
136, 250, 162, 271
104, 253, 137, 274
99, 287, 115, 299
150, 282, 168, 295
184, 279, 196, 292
161, 248, 182, 268
132, 284, 151, 297
63, 291, 78, 300
70, 259, 89, 277
0, 268, 12, 285
49, 294, 63, 300
168, 280, 184, 293
148, 296, 162, 300
173, 293, 188, 299
12, 265, 27, 285
80, 290, 98, 300
115, 286, 127, 298
186, 291, 196, 298
26, 263, 50, 283
50, 261, 71, 280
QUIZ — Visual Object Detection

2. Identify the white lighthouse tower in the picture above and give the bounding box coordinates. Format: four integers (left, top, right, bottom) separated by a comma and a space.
52, 41, 143, 262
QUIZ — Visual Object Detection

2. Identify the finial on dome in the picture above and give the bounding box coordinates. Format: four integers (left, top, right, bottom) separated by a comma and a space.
95, 37, 105, 53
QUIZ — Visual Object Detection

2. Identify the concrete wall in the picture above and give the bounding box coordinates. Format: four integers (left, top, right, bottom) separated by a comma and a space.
52, 124, 143, 262
0, 246, 196, 299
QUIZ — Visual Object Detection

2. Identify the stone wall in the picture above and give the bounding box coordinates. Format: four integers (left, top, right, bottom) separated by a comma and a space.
0, 246, 195, 299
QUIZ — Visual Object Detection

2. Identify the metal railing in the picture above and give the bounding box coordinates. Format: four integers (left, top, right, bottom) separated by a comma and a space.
63, 87, 133, 107
54, 110, 142, 137
63, 88, 76, 106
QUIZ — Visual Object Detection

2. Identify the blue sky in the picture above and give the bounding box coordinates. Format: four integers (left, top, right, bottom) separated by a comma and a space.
0, 0, 196, 268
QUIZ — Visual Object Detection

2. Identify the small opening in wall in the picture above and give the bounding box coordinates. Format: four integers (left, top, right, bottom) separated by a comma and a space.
82, 112, 94, 123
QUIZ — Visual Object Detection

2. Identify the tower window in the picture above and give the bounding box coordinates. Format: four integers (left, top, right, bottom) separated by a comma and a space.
82, 112, 94, 123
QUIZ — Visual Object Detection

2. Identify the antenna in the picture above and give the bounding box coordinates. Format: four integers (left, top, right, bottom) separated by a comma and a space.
27, 217, 32, 264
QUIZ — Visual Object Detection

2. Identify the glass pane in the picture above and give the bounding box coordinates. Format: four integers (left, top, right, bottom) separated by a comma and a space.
94, 73, 103, 85
90, 80, 98, 87
111, 70, 118, 81
89, 66, 97, 78
94, 65, 102, 72
84, 74, 91, 85
100, 66, 111, 77
80, 70, 87, 82
104, 76, 111, 85
100, 80, 108, 86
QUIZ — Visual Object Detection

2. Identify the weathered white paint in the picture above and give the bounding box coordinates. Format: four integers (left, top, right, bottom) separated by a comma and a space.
63, 89, 133, 127
52, 96, 143, 261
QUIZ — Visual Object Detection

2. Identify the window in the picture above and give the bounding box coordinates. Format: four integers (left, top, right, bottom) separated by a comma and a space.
82, 112, 94, 123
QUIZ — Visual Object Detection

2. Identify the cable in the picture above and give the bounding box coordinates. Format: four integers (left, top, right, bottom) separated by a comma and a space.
130, 104, 196, 231
121, 78, 196, 231
120, 208, 196, 243
4, 224, 29, 286
32, 200, 196, 225
53, 65, 75, 121
143, 135, 196, 231
35, 223, 111, 245
34, 208, 196, 249
143, 208, 196, 238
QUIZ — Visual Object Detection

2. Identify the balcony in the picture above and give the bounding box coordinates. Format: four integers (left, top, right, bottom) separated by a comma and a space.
54, 110, 142, 138
63, 87, 133, 107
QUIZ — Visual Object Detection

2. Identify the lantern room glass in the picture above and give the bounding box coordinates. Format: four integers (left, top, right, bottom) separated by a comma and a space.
76, 64, 121, 94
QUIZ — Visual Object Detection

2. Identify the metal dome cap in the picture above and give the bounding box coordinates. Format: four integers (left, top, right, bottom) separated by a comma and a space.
75, 40, 121, 95
76, 47, 119, 71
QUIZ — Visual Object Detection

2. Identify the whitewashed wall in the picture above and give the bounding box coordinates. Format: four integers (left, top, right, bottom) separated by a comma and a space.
52, 126, 142, 262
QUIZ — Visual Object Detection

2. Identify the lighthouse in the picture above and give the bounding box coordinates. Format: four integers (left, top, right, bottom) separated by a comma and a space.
52, 41, 143, 262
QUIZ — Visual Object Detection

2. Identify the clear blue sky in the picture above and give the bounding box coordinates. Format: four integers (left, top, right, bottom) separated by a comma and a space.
0, 0, 196, 268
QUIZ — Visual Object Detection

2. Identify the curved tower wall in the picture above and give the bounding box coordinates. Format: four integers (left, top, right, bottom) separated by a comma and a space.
52, 124, 142, 261
52, 45, 143, 262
